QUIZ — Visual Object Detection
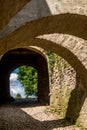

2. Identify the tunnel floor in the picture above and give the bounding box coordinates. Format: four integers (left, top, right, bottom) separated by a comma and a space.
0, 100, 80, 130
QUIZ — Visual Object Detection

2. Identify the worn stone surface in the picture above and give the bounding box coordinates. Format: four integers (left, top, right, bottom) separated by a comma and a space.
0, 0, 30, 31
1, 0, 87, 38
0, 101, 80, 130
48, 53, 87, 127
78, 98, 87, 127
38, 34, 87, 88
0, 0, 87, 129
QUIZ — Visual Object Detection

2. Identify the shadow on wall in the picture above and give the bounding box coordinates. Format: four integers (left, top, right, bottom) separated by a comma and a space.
65, 74, 87, 124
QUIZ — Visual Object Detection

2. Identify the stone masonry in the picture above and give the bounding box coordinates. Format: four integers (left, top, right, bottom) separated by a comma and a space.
0, 0, 87, 128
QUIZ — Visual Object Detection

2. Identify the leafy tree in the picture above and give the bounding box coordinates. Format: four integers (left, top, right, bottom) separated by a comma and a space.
16, 93, 21, 99
46, 51, 55, 71
17, 66, 38, 98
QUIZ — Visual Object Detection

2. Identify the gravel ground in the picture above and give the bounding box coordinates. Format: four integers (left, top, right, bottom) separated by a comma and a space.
0, 100, 80, 130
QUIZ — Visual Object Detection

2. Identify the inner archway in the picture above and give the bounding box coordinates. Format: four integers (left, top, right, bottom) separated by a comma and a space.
0, 48, 49, 104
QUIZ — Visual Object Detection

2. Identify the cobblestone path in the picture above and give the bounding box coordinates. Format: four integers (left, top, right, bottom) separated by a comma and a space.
0, 100, 80, 130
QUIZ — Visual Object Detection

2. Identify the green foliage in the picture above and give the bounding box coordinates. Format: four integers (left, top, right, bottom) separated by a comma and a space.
17, 66, 38, 97
46, 51, 55, 71
16, 93, 21, 99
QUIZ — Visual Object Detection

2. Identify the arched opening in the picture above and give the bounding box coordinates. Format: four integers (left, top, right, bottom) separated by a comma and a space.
1, 13, 87, 88
0, 13, 87, 127
10, 66, 38, 101
0, 48, 50, 104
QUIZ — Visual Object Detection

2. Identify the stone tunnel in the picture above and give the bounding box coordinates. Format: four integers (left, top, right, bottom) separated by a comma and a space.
0, 48, 49, 104
0, 0, 87, 127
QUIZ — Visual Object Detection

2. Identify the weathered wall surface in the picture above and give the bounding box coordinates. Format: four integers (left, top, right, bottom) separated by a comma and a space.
49, 54, 76, 116
1, 0, 87, 38
0, 0, 87, 128
0, 0, 30, 31
48, 53, 87, 128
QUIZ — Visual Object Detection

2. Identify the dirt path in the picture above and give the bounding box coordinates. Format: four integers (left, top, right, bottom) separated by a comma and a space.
0, 100, 80, 130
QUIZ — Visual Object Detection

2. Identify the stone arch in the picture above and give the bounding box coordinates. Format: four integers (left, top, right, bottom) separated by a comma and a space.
1, 13, 87, 41
0, 48, 50, 104
2, 36, 86, 88
2, 37, 86, 123
0, 13, 87, 123
0, 13, 87, 84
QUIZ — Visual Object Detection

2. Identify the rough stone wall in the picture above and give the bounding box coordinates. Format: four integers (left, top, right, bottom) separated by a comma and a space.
49, 54, 76, 117
51, 57, 76, 91
0, 0, 87, 128
48, 54, 87, 128
78, 98, 87, 127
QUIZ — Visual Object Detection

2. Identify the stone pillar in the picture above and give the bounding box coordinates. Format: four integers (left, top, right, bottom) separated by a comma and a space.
37, 56, 50, 104
0, 63, 12, 103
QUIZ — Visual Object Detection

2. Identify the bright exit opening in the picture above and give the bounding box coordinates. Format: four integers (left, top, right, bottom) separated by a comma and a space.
10, 66, 38, 101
